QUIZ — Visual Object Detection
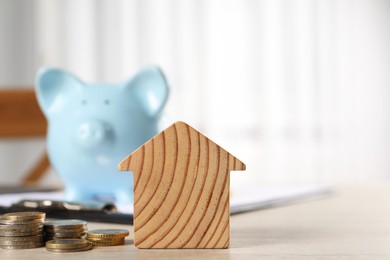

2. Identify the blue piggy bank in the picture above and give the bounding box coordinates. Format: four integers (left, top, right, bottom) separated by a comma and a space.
35, 66, 169, 203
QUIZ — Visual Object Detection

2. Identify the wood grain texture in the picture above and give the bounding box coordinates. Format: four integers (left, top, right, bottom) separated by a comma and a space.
118, 121, 246, 249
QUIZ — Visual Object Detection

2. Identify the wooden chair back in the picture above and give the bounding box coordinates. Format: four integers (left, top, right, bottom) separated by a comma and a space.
0, 89, 49, 185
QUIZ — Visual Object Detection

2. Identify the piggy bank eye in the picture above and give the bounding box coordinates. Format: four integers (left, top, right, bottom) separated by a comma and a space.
104, 99, 110, 105
82, 99, 87, 105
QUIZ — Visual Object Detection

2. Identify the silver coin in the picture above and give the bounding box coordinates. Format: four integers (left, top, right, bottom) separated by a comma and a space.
0, 223, 43, 230
45, 243, 93, 253
1, 242, 44, 249
0, 239, 44, 246
45, 229, 87, 236
45, 239, 91, 249
0, 225, 43, 232
45, 227, 87, 234
45, 229, 86, 234
0, 234, 44, 242
45, 231, 86, 237
0, 229, 43, 237
45, 235, 85, 240
44, 220, 87, 229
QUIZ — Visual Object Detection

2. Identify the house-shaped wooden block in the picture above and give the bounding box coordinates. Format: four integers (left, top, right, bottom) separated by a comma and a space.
117, 121, 246, 249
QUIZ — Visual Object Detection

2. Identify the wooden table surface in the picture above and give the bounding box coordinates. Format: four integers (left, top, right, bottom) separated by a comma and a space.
2, 184, 390, 259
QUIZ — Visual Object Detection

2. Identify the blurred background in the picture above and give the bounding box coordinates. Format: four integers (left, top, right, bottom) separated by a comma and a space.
1, 0, 390, 188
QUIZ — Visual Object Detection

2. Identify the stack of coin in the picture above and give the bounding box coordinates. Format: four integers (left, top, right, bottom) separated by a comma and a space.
86, 229, 129, 246
0, 212, 45, 249
45, 239, 92, 253
44, 220, 87, 241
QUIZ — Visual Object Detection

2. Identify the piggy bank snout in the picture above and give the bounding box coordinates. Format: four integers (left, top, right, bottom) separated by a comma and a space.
76, 120, 113, 149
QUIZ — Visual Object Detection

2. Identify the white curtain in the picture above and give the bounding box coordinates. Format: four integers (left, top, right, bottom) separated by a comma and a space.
1, 0, 390, 185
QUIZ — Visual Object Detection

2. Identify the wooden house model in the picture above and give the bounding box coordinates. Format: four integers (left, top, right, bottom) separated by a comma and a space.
117, 121, 246, 249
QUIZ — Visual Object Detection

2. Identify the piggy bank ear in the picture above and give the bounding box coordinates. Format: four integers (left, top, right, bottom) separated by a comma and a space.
123, 66, 169, 117
35, 67, 83, 115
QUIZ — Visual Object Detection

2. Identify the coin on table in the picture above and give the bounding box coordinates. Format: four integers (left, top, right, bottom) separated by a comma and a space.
87, 229, 129, 239
0, 239, 44, 246
0, 222, 43, 230
45, 229, 86, 236
46, 228, 87, 234
1, 212, 46, 221
0, 234, 44, 243
0, 218, 44, 225
44, 220, 87, 230
86, 236, 124, 242
0, 230, 41, 237
89, 239, 125, 247
45, 228, 87, 234
45, 232, 86, 239
0, 228, 43, 237
45, 243, 93, 253
45, 239, 91, 250
1, 242, 44, 249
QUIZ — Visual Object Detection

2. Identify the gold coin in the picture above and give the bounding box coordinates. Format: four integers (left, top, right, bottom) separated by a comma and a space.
45, 243, 93, 252
44, 220, 87, 230
2, 212, 45, 221
87, 229, 129, 239
45, 239, 91, 250
89, 239, 125, 247
86, 236, 124, 242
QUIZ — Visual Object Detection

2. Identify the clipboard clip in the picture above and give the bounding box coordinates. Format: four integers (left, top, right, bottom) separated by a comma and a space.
11, 199, 118, 214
